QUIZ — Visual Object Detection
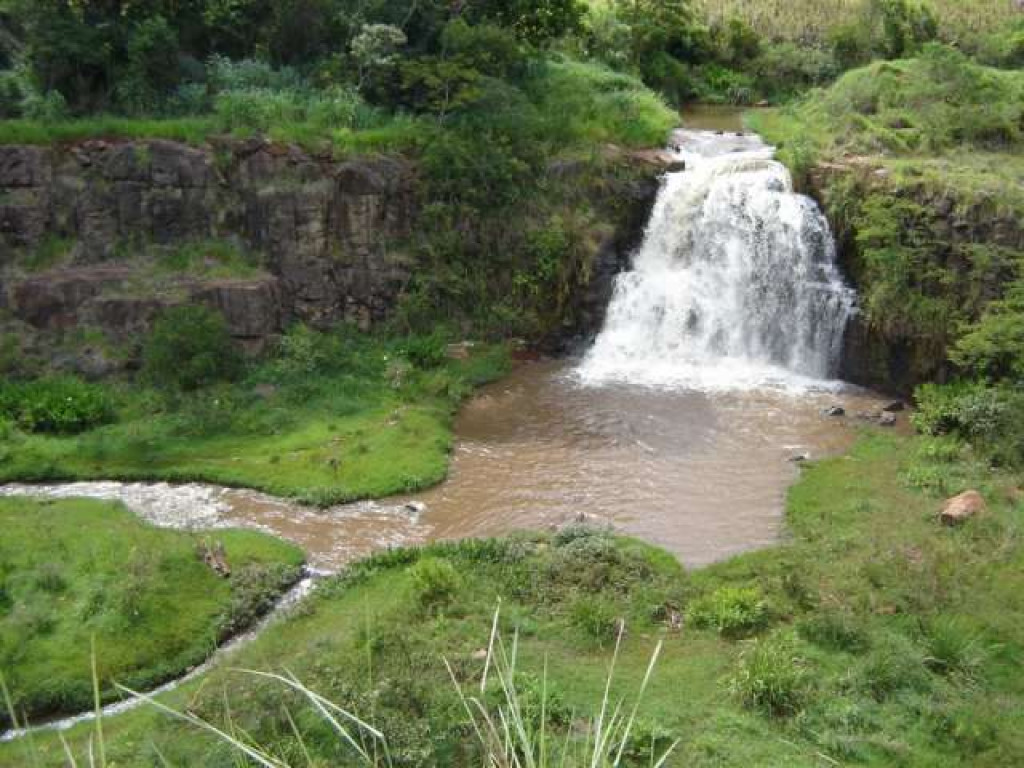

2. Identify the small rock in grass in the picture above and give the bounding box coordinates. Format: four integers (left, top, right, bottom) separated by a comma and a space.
940, 490, 986, 526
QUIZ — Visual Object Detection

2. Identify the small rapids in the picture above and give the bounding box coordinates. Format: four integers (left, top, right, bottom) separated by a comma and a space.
578, 129, 855, 391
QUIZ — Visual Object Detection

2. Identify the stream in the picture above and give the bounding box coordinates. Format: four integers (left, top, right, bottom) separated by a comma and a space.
1, 114, 899, 739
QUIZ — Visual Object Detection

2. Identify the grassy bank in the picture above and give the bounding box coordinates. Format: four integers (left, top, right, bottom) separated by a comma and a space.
750, 46, 1024, 461
5, 429, 1022, 765
0, 329, 509, 505
0, 496, 304, 723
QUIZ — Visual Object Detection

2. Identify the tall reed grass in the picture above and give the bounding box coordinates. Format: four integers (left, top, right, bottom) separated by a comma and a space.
57, 606, 678, 767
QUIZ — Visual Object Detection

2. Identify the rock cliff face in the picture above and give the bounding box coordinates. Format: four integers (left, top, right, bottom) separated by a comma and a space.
0, 140, 417, 354
807, 163, 1024, 396
0, 139, 659, 372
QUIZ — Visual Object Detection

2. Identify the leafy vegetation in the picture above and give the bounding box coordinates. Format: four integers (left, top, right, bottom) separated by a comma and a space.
0, 326, 509, 504
4, 431, 1024, 765
0, 496, 304, 722
695, 0, 1016, 49
0, 376, 112, 434
141, 305, 242, 392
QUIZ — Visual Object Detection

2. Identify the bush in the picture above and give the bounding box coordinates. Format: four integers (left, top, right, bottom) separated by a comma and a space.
401, 332, 448, 370
951, 279, 1024, 381
913, 382, 1010, 441
687, 586, 769, 637
0, 376, 113, 434
569, 594, 622, 645
729, 634, 809, 717
142, 305, 242, 391
410, 557, 461, 609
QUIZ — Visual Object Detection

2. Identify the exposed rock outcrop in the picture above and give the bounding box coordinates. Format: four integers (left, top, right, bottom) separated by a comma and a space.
0, 140, 418, 342
807, 161, 1024, 395
0, 139, 658, 368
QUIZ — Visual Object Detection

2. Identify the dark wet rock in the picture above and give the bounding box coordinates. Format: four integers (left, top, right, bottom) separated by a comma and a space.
789, 453, 810, 463
825, 405, 846, 417
52, 347, 118, 380
1, 138, 658, 362
882, 400, 906, 412
0, 145, 50, 187
878, 412, 897, 427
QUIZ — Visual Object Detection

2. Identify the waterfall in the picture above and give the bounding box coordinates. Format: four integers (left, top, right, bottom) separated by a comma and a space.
578, 129, 855, 392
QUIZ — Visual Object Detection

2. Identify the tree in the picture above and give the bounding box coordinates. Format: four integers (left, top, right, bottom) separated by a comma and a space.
142, 305, 242, 391
351, 23, 407, 89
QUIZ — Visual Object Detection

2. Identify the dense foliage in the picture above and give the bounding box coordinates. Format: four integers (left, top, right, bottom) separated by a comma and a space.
0, 376, 112, 434
142, 305, 243, 392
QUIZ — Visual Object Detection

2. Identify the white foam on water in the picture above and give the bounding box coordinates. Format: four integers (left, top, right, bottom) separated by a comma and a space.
578, 129, 855, 394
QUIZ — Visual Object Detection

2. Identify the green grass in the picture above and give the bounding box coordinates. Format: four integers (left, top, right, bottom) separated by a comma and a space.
0, 496, 304, 723
0, 334, 510, 505
750, 46, 1024, 166
0, 117, 218, 146
5, 430, 1022, 766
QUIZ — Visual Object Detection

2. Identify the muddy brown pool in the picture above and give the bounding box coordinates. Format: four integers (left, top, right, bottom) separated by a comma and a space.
213, 359, 891, 569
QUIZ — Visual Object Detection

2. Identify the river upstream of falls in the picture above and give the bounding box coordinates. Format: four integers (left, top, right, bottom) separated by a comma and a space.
2, 124, 898, 736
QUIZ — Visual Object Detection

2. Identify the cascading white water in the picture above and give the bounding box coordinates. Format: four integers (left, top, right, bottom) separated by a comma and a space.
579, 129, 855, 392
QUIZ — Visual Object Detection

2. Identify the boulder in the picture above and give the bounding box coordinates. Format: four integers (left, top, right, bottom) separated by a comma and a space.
940, 490, 986, 525
193, 277, 282, 339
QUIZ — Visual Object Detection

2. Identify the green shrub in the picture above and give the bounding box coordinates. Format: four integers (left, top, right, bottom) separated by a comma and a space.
951, 279, 1024, 381
410, 557, 461, 609
687, 586, 769, 637
142, 305, 242, 391
0, 376, 113, 434
913, 382, 1011, 441
729, 634, 809, 717
401, 332, 448, 370
569, 594, 622, 645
